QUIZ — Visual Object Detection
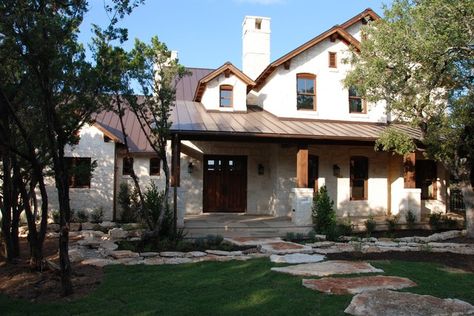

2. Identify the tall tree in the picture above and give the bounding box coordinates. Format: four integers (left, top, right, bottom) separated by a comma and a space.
344, 0, 474, 236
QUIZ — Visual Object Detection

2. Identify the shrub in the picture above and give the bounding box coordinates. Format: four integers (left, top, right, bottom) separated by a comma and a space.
75, 210, 89, 223
429, 212, 443, 230
118, 182, 139, 223
142, 182, 173, 238
285, 232, 296, 242
386, 215, 399, 233
336, 219, 353, 236
365, 215, 376, 236
405, 210, 417, 229
90, 207, 104, 223
312, 186, 336, 235
51, 210, 60, 224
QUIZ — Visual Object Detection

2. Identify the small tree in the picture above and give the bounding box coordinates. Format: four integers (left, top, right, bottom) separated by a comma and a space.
312, 186, 336, 235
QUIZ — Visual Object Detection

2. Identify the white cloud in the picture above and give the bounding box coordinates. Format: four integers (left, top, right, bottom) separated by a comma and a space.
234, 0, 285, 5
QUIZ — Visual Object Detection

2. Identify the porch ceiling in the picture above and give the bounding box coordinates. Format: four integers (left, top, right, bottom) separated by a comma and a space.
170, 101, 422, 142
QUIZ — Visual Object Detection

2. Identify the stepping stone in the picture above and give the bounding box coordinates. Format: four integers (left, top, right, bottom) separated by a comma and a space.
270, 253, 325, 264
344, 290, 474, 316
302, 276, 416, 295
225, 237, 283, 247
259, 241, 313, 254
271, 260, 383, 276
109, 250, 140, 259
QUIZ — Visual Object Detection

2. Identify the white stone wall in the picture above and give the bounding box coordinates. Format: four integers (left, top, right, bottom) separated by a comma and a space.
256, 21, 387, 123
44, 124, 116, 220
200, 73, 248, 112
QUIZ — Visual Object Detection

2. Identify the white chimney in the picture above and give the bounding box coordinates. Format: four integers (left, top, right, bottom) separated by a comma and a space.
242, 16, 270, 80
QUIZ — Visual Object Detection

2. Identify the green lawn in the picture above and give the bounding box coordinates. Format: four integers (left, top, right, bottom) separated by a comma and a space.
1, 259, 473, 316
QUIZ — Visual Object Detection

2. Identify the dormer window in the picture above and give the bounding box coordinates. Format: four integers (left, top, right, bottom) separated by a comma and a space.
349, 86, 366, 113
296, 73, 316, 110
328, 52, 337, 68
219, 85, 233, 108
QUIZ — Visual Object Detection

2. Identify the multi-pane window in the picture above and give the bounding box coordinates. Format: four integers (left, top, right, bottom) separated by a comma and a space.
308, 155, 319, 191
328, 52, 337, 68
416, 160, 437, 200
122, 157, 134, 176
349, 86, 365, 113
350, 156, 368, 200
219, 85, 233, 108
65, 157, 92, 188
149, 157, 161, 176
297, 73, 316, 110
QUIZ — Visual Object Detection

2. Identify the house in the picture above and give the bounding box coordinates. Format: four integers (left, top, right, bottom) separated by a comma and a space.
47, 8, 448, 232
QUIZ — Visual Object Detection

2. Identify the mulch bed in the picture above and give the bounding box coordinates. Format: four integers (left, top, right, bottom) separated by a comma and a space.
327, 251, 474, 273
0, 237, 103, 302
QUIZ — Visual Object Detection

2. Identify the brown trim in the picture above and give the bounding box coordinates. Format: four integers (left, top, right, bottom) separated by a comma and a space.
194, 62, 255, 102
403, 153, 416, 189
339, 8, 381, 29
348, 86, 367, 114
297, 144, 309, 188
329, 52, 337, 68
93, 123, 123, 144
171, 134, 181, 187
219, 84, 233, 108
350, 156, 369, 200
296, 73, 317, 111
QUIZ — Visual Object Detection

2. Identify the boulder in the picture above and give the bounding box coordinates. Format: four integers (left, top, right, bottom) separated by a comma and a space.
303, 276, 416, 295
81, 222, 97, 231
159, 251, 186, 258
68, 248, 85, 263
47, 224, 60, 232
99, 241, 118, 252
163, 257, 193, 265
81, 258, 117, 267
140, 252, 160, 258
77, 239, 102, 249
271, 260, 383, 277
99, 221, 116, 229
109, 250, 140, 259
344, 290, 474, 316
143, 257, 166, 265
270, 253, 325, 264
108, 228, 128, 239
205, 250, 243, 256
426, 230, 462, 242
185, 251, 208, 258
79, 230, 105, 240
69, 223, 81, 232
259, 241, 313, 254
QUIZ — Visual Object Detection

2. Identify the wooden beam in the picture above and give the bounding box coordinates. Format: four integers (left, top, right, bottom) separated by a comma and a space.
296, 144, 309, 188
403, 152, 416, 188
171, 134, 181, 187
284, 60, 291, 70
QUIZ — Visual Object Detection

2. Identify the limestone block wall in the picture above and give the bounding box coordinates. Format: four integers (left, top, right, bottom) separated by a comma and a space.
43, 124, 116, 220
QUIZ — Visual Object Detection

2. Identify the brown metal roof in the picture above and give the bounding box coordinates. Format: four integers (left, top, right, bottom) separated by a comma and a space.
170, 101, 422, 142
176, 67, 214, 101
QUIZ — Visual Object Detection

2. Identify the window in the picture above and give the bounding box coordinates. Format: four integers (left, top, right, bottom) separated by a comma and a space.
349, 86, 366, 113
122, 157, 134, 176
328, 52, 337, 68
308, 155, 319, 191
296, 73, 316, 110
149, 157, 160, 176
219, 85, 233, 108
416, 160, 437, 200
65, 157, 92, 188
350, 156, 368, 200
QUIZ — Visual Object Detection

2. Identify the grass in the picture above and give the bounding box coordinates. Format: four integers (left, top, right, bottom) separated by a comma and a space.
1, 259, 473, 316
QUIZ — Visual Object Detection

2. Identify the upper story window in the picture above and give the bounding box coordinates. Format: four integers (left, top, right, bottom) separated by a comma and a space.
122, 157, 134, 176
296, 73, 316, 110
416, 160, 437, 200
66, 157, 92, 188
350, 156, 368, 200
349, 86, 366, 114
328, 52, 337, 68
219, 85, 233, 108
149, 157, 161, 176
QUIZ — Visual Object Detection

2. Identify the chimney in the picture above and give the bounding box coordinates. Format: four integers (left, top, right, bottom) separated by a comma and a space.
242, 16, 270, 80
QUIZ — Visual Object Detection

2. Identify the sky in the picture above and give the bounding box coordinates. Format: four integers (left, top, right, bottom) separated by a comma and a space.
79, 0, 392, 70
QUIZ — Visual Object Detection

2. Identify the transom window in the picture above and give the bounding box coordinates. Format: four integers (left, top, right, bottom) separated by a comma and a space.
297, 73, 316, 110
219, 85, 233, 108
350, 156, 368, 200
349, 86, 366, 113
65, 157, 92, 188
416, 160, 437, 200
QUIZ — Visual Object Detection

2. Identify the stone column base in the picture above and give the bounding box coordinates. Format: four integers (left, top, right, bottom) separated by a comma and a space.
290, 188, 314, 226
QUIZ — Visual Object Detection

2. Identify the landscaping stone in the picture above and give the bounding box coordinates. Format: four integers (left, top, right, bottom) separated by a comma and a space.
81, 222, 96, 230
163, 257, 193, 265
117, 258, 143, 265
205, 250, 243, 256
99, 221, 116, 229
224, 237, 283, 247
47, 224, 60, 232
143, 257, 166, 265
306, 241, 335, 248
270, 253, 325, 264
344, 290, 474, 316
159, 251, 186, 258
374, 241, 399, 247
77, 239, 102, 249
109, 250, 140, 259
271, 260, 383, 277
425, 230, 462, 242
68, 248, 85, 263
99, 241, 118, 252
302, 276, 416, 295
108, 227, 128, 239
185, 251, 207, 258
79, 230, 105, 239
140, 252, 160, 258
259, 241, 313, 254
81, 258, 117, 267
70, 223, 81, 231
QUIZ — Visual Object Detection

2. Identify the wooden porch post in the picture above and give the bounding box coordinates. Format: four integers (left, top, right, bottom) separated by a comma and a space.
171, 134, 180, 234
403, 152, 416, 188
296, 144, 309, 188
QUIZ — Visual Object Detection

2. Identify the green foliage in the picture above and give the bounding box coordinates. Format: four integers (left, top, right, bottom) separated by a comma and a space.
375, 128, 416, 156
90, 207, 104, 224
336, 218, 354, 236
142, 182, 173, 237
312, 186, 336, 235
365, 215, 377, 236
429, 212, 443, 230
386, 215, 399, 232
117, 182, 139, 223
75, 210, 89, 223
51, 210, 60, 224
405, 210, 417, 229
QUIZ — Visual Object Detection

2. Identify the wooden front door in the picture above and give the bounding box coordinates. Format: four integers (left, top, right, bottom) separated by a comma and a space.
203, 155, 247, 213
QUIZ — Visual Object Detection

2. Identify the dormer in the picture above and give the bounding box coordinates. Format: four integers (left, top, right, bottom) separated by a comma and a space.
194, 62, 255, 112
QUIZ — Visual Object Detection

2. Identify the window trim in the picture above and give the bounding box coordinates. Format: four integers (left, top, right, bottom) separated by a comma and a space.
296, 73, 317, 111
66, 157, 92, 188
149, 157, 161, 176
122, 157, 134, 176
350, 156, 368, 201
328, 52, 337, 68
348, 86, 367, 114
219, 84, 233, 108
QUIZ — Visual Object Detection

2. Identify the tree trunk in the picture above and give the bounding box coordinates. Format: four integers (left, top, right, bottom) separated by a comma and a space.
460, 178, 474, 238
1, 152, 14, 261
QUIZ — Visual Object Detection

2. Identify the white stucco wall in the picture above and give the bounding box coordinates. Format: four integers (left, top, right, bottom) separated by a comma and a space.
200, 73, 248, 112
242, 16, 271, 80
44, 124, 116, 220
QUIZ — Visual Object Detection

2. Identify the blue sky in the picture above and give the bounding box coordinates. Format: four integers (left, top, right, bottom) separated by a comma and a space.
79, 0, 391, 69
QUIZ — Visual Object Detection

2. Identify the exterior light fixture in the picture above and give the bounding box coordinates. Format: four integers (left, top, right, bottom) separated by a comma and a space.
333, 164, 340, 177
258, 163, 264, 175
188, 162, 194, 174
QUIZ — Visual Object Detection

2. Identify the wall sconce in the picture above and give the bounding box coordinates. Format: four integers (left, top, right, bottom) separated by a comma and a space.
333, 164, 340, 177
258, 163, 264, 175
188, 162, 194, 174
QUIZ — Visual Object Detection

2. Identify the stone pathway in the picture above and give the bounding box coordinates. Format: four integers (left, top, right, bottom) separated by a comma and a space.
271, 260, 383, 276
270, 253, 325, 264
302, 276, 417, 295
344, 290, 474, 316
259, 241, 313, 254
